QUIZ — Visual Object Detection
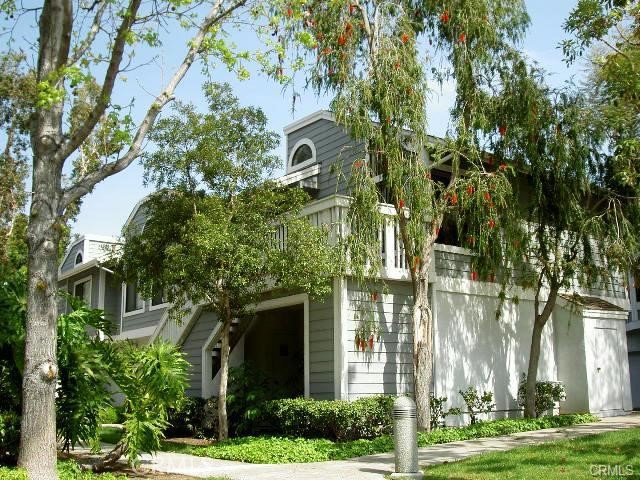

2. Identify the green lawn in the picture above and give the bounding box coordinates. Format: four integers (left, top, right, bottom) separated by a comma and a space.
161, 414, 598, 464
423, 427, 640, 480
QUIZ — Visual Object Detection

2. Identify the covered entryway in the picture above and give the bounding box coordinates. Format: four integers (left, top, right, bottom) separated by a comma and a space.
244, 304, 305, 397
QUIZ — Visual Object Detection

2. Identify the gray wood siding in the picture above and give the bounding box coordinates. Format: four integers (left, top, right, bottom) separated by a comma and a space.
121, 302, 164, 331
63, 269, 100, 309
346, 279, 414, 399
61, 241, 84, 272
309, 292, 334, 400
181, 310, 218, 397
287, 119, 365, 199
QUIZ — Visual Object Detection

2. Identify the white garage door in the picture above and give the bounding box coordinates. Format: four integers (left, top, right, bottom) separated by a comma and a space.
593, 327, 624, 412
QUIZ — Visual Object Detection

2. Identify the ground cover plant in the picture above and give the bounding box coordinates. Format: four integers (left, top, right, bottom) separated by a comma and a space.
423, 426, 640, 479
161, 413, 597, 464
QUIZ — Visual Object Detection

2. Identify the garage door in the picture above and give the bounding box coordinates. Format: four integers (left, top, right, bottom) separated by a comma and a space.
593, 327, 624, 412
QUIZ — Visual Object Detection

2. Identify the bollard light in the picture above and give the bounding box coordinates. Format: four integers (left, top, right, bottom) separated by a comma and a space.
390, 396, 424, 479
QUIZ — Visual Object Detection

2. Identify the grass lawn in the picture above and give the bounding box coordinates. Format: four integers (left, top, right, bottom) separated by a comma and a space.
423, 427, 640, 479
161, 413, 598, 464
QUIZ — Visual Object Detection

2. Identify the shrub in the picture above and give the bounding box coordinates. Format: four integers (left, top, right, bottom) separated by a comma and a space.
259, 395, 394, 441
98, 405, 119, 425
517, 374, 566, 417
166, 397, 218, 438
429, 394, 462, 429
459, 387, 495, 425
0, 411, 20, 466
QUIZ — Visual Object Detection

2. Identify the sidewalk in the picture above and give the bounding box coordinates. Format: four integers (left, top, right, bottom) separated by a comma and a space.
130, 414, 640, 479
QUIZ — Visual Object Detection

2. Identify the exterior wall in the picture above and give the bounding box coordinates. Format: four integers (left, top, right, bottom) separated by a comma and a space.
181, 310, 219, 397
346, 279, 414, 400
286, 119, 365, 198
103, 273, 122, 335
629, 348, 640, 409
309, 293, 334, 400
435, 280, 557, 424
554, 307, 590, 413
63, 269, 100, 310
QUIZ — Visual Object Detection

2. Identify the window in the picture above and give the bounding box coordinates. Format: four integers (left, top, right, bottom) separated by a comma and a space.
150, 286, 168, 308
288, 139, 316, 172
124, 283, 144, 313
75, 252, 83, 265
73, 277, 92, 305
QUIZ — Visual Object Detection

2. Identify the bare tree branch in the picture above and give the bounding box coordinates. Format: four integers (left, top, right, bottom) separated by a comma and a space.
67, 0, 107, 66
60, 0, 247, 209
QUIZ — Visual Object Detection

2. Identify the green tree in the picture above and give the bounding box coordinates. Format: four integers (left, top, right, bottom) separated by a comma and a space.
117, 83, 338, 440
274, 0, 529, 430
1, 0, 266, 475
482, 61, 638, 417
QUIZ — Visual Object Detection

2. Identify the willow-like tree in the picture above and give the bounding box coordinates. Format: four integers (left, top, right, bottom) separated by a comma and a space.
479, 59, 639, 417
274, 0, 529, 429
0, 0, 269, 475
117, 83, 338, 440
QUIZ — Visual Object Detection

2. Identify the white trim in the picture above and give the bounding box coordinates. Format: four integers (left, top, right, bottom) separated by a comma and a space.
114, 326, 156, 340
287, 138, 317, 174
283, 110, 335, 135
58, 234, 119, 275
122, 195, 152, 233
75, 252, 83, 265
149, 301, 170, 312
72, 275, 93, 306
121, 282, 145, 317
59, 259, 99, 280
201, 321, 224, 398
278, 164, 321, 186
98, 269, 106, 340
333, 277, 349, 400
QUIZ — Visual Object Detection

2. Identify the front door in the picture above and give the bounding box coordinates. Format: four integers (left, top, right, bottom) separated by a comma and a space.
593, 327, 624, 411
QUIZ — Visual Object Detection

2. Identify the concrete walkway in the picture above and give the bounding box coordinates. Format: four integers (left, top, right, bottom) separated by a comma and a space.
129, 414, 640, 479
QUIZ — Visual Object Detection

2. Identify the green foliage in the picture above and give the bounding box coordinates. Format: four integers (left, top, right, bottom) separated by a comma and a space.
258, 395, 394, 441
429, 394, 461, 430
56, 296, 114, 452
458, 387, 495, 425
107, 341, 189, 466
163, 414, 598, 464
226, 364, 288, 436
166, 397, 216, 439
517, 374, 566, 417
0, 460, 127, 479
0, 411, 20, 465
98, 406, 119, 425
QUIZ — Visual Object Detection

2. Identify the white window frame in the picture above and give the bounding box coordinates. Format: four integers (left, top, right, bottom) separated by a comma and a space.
121, 282, 145, 317
74, 252, 83, 265
72, 275, 92, 306
287, 138, 316, 174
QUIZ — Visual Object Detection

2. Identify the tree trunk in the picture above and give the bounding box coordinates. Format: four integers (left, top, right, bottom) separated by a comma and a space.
413, 273, 433, 431
524, 286, 558, 418
217, 313, 232, 441
19, 0, 71, 476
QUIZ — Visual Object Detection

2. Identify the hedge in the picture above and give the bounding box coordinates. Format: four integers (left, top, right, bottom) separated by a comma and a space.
0, 461, 126, 479
162, 413, 599, 464
256, 395, 394, 441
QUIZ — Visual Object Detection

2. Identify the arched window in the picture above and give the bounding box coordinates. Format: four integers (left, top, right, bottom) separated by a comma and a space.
75, 252, 83, 265
288, 139, 316, 172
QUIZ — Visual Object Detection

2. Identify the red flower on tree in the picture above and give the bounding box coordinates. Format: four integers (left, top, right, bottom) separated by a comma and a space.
338, 35, 346, 46
488, 218, 496, 229
368, 335, 374, 350
471, 271, 479, 281
440, 10, 450, 23
321, 47, 332, 55
286, 7, 293, 17
349, 3, 357, 15
353, 160, 363, 168
401, 32, 410, 44
450, 193, 458, 205
467, 184, 474, 195
499, 125, 507, 136
398, 199, 405, 209
499, 163, 508, 171
484, 192, 491, 202
458, 33, 466, 43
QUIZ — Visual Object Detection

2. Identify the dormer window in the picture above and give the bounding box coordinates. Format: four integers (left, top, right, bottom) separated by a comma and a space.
75, 252, 83, 265
288, 139, 316, 173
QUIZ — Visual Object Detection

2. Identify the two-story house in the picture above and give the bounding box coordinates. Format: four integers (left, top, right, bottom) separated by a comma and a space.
59, 110, 634, 419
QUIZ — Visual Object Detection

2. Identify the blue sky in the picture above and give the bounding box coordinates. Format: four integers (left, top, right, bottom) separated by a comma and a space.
70, 0, 588, 239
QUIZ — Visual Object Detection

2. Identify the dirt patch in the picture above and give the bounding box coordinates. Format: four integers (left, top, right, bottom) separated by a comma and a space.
164, 437, 215, 447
